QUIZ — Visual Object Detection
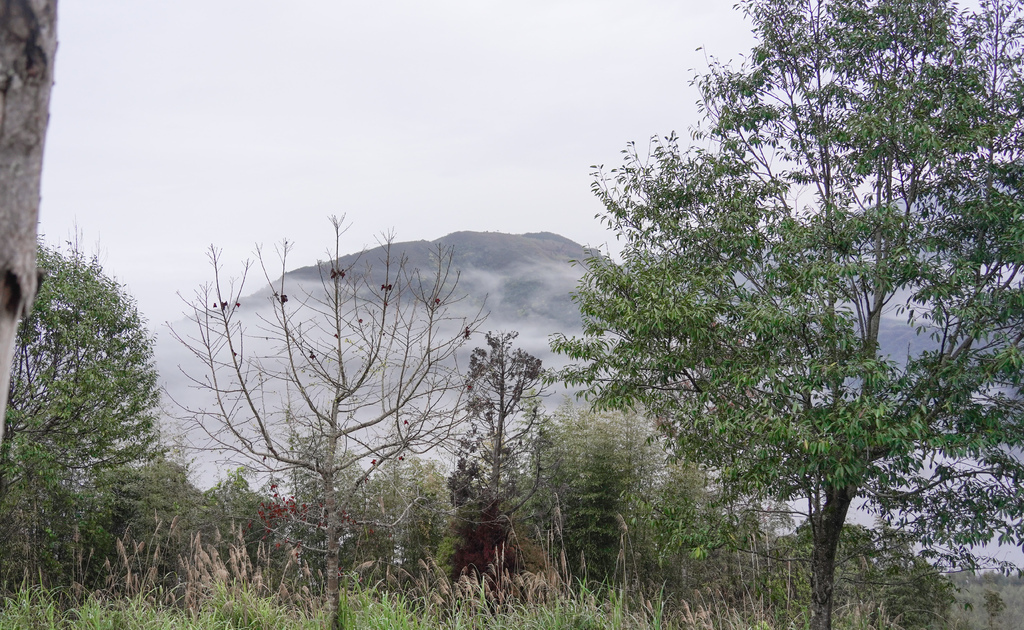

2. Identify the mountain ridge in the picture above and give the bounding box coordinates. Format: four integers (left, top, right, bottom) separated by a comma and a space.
287, 231, 586, 277
282, 231, 588, 337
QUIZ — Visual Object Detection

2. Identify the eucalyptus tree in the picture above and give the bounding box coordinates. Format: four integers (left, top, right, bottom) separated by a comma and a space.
173, 217, 482, 628
552, 1, 1024, 628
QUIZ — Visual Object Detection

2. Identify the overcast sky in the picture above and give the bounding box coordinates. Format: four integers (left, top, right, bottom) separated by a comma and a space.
38, 0, 755, 328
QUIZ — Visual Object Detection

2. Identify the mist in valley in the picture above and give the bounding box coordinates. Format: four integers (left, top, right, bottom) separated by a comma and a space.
157, 231, 587, 487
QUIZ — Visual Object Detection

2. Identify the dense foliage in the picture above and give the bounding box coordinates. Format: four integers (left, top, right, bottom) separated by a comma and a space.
532, 406, 670, 585
552, 0, 1024, 628
0, 243, 161, 585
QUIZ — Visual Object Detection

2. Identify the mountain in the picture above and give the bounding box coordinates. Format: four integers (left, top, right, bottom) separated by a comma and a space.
158, 231, 589, 486
284, 231, 588, 341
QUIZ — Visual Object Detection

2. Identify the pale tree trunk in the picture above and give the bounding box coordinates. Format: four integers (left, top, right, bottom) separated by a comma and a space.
0, 0, 57, 446
323, 426, 343, 630
323, 470, 342, 629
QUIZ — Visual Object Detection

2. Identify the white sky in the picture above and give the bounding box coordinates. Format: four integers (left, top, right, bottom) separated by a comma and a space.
38, 0, 755, 328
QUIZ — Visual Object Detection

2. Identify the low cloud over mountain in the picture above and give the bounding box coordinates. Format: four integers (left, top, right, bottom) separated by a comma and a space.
158, 231, 589, 475
281, 231, 588, 360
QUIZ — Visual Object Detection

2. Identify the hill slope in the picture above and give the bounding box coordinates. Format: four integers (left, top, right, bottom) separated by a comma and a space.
284, 231, 587, 339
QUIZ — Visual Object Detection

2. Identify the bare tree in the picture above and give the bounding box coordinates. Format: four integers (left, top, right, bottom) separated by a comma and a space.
171, 218, 482, 627
0, 0, 57, 446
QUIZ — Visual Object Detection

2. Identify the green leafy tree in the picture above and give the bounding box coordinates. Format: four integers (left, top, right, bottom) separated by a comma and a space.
984, 584, 1007, 630
552, 1, 1024, 628
534, 405, 776, 598
758, 524, 953, 628
0, 243, 160, 584
99, 455, 205, 588
535, 406, 662, 584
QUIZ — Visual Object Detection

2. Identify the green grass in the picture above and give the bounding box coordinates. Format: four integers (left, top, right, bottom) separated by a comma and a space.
0, 582, 790, 630
0, 582, 927, 630
0, 525, 923, 630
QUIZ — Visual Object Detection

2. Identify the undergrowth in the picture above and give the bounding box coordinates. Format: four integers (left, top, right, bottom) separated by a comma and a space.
0, 520, 936, 629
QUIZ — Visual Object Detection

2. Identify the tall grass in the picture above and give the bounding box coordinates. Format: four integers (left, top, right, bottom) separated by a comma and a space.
0, 519, 918, 630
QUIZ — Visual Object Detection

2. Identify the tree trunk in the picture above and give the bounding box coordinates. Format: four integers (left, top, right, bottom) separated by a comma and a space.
490, 410, 503, 502
323, 470, 343, 629
0, 0, 57, 447
809, 486, 854, 630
